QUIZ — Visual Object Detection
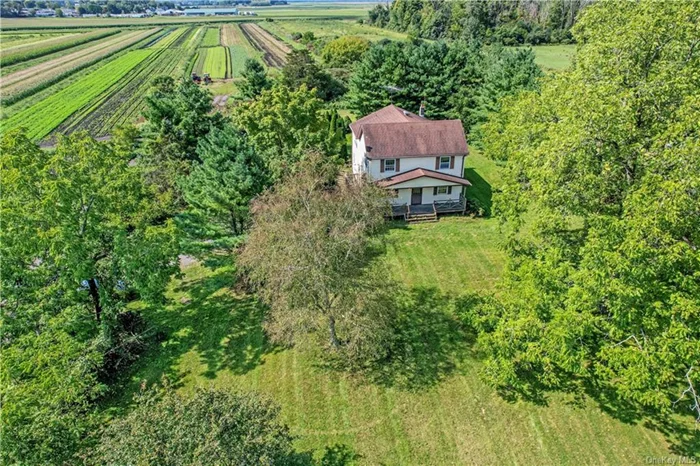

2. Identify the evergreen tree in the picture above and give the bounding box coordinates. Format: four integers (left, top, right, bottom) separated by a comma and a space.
347, 40, 540, 136
182, 125, 269, 238
239, 58, 270, 99
140, 76, 226, 203
281, 49, 344, 101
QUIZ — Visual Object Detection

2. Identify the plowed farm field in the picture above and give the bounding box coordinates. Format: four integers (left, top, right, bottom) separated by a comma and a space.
239, 22, 290, 68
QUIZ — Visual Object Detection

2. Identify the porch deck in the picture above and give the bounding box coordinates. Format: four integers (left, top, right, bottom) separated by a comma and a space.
390, 195, 467, 222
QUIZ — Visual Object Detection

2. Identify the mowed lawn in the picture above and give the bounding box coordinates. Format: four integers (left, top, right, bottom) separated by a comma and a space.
530, 44, 577, 70
116, 151, 682, 464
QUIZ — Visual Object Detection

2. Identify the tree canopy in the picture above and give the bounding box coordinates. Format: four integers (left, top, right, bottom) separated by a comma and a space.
1, 130, 178, 464
182, 125, 269, 238
320, 36, 371, 68
373, 0, 590, 44
238, 155, 391, 355
473, 0, 700, 415
233, 84, 345, 180
239, 58, 271, 99
347, 39, 541, 135
92, 384, 297, 465
281, 49, 344, 101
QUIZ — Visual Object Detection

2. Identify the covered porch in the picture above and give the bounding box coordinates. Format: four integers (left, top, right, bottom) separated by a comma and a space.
379, 168, 472, 222
390, 194, 468, 222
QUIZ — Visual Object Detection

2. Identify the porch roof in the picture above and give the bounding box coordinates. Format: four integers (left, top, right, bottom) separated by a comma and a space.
377, 168, 472, 188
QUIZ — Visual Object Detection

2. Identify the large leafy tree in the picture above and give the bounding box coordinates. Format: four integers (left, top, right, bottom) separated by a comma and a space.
320, 36, 370, 68
383, 0, 587, 43
233, 84, 345, 180
91, 384, 297, 465
181, 125, 269, 238
474, 0, 700, 416
1, 130, 178, 464
238, 155, 391, 352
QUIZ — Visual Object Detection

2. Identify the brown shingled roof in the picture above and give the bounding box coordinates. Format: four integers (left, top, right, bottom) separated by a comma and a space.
362, 120, 468, 159
350, 105, 468, 159
349, 104, 422, 137
377, 168, 472, 187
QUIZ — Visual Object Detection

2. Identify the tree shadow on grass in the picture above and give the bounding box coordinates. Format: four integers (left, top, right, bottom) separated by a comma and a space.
463, 168, 493, 216
119, 264, 277, 398
588, 382, 700, 456
291, 443, 361, 466
361, 286, 473, 391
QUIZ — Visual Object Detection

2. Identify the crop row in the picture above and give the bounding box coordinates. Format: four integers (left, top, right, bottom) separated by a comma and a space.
56, 28, 200, 138
200, 27, 221, 47
0, 31, 80, 56
1, 49, 154, 141
148, 26, 190, 49
220, 24, 257, 78
1, 28, 162, 108
0, 29, 119, 67
239, 23, 290, 68
203, 46, 230, 79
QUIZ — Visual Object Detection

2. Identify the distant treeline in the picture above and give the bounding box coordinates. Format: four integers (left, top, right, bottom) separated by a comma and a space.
0, 0, 178, 16
367, 0, 592, 45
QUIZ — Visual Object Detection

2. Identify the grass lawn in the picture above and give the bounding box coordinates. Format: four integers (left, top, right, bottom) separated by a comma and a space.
113, 151, 688, 464
529, 44, 577, 71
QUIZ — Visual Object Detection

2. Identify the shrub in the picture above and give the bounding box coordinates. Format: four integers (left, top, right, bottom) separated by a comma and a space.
320, 36, 370, 68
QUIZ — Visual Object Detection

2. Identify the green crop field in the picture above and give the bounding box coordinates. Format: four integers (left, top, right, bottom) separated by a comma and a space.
200, 46, 229, 79
1, 49, 153, 140
261, 18, 410, 43
110, 150, 681, 465
0, 29, 118, 66
228, 45, 250, 78
0, 31, 81, 57
220, 23, 257, 77
200, 26, 220, 47
0, 29, 160, 105
55, 27, 199, 138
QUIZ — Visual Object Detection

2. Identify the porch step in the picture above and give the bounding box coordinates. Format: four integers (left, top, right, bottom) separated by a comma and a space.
406, 213, 438, 223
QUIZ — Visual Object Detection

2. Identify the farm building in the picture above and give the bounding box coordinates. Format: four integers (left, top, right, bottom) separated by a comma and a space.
351, 104, 471, 221
183, 8, 239, 16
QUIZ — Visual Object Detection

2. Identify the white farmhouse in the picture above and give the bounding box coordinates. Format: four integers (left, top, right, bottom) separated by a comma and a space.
350, 104, 471, 221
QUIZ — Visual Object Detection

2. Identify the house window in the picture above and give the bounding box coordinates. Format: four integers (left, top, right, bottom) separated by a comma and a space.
433, 186, 453, 195
384, 159, 396, 172
439, 156, 451, 169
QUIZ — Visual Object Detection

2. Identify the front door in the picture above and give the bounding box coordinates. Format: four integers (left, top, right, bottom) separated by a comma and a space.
411, 188, 422, 205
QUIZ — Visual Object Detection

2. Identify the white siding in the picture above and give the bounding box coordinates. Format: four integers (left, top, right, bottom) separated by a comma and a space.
388, 186, 463, 206
351, 134, 368, 175
368, 156, 464, 180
